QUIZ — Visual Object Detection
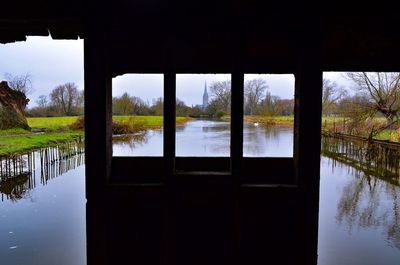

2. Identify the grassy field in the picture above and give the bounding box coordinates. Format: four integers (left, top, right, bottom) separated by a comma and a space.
28, 116, 79, 132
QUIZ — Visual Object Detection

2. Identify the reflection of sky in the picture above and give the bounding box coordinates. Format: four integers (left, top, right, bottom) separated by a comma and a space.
176, 120, 231, 157
112, 130, 163, 156
113, 120, 294, 157
243, 123, 293, 157
319, 156, 400, 265
0, 152, 86, 265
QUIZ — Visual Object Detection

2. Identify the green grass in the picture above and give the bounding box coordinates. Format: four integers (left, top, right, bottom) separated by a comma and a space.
113, 116, 163, 128
374, 130, 400, 141
0, 128, 31, 135
27, 116, 79, 132
0, 132, 83, 157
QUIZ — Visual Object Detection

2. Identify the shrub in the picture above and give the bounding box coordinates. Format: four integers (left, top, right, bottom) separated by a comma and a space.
69, 116, 85, 130
69, 116, 147, 134
112, 118, 146, 135
215, 110, 226, 119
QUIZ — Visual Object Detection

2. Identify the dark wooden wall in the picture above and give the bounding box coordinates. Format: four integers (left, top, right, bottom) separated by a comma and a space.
2, 1, 400, 264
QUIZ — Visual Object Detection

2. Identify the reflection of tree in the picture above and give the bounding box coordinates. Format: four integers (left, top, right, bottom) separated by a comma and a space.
0, 140, 85, 202
321, 136, 400, 186
201, 122, 230, 133
244, 123, 289, 155
322, 136, 400, 249
0, 173, 32, 202
112, 131, 149, 150
334, 160, 400, 250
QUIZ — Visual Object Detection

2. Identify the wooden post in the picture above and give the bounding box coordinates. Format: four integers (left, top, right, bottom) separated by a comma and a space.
293, 30, 322, 264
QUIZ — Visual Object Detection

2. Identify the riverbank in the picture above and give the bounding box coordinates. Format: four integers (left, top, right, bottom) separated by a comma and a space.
243, 115, 399, 141
243, 115, 294, 127
0, 133, 83, 157
0, 116, 192, 157
113, 116, 191, 130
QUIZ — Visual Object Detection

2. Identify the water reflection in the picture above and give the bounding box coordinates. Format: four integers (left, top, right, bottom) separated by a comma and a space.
0, 173, 32, 202
176, 120, 231, 156
319, 136, 400, 265
112, 130, 162, 156
112, 119, 294, 157
243, 123, 293, 157
335, 168, 400, 249
321, 136, 400, 183
0, 141, 86, 265
113, 131, 149, 149
0, 141, 85, 202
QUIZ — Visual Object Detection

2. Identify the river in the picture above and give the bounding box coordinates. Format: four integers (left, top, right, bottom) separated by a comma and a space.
1, 119, 399, 265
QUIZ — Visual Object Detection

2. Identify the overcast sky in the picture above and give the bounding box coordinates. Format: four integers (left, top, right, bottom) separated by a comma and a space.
0, 35, 352, 108
0, 36, 84, 107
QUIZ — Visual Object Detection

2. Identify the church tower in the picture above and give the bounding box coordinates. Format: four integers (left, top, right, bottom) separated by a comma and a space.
203, 81, 209, 110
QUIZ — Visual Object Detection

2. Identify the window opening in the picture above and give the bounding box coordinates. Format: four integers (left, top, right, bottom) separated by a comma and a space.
243, 74, 295, 157
112, 74, 164, 157
175, 74, 231, 157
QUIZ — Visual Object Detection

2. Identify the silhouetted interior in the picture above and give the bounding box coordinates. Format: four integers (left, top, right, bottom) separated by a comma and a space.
2, 1, 400, 264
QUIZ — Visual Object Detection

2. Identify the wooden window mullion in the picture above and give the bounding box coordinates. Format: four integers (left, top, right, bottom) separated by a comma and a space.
231, 72, 244, 177
164, 72, 176, 178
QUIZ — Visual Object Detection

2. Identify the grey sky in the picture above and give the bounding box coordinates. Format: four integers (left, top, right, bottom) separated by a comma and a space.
0, 36, 84, 107
323, 72, 354, 90
0, 35, 354, 108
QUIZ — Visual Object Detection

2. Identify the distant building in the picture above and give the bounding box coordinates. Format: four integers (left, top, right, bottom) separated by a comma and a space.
202, 81, 209, 110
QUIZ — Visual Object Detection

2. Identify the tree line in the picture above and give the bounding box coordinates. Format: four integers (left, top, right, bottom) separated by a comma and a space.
28, 83, 84, 116
323, 72, 400, 135
112, 78, 294, 118
3, 73, 84, 117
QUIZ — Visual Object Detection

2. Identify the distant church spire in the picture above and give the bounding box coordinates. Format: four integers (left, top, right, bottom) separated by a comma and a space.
203, 81, 209, 110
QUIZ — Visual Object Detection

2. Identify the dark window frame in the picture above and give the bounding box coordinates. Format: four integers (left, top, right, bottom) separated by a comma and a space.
110, 72, 296, 185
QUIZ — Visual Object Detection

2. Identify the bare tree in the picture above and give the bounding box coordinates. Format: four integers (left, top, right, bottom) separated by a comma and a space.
345, 72, 400, 123
209, 80, 231, 114
322, 78, 347, 115
50, 83, 81, 116
4, 73, 33, 95
36, 95, 48, 108
244, 78, 268, 115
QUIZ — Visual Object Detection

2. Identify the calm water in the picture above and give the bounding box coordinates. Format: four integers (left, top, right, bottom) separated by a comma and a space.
0, 149, 86, 265
113, 120, 294, 157
1, 119, 399, 265
319, 157, 400, 265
